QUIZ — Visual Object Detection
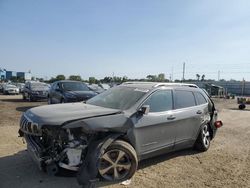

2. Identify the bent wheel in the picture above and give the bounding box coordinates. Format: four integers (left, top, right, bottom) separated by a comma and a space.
98, 140, 138, 182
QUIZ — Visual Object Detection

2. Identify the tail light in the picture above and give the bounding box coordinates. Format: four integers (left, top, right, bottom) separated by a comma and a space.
214, 121, 223, 128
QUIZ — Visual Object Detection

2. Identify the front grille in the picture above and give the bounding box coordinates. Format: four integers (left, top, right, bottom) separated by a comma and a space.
20, 115, 42, 136
38, 91, 46, 96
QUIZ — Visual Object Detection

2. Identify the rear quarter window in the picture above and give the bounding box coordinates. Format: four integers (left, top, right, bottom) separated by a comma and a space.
174, 90, 196, 109
194, 92, 207, 105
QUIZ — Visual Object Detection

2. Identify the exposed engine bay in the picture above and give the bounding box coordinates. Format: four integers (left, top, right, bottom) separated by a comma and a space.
20, 127, 90, 175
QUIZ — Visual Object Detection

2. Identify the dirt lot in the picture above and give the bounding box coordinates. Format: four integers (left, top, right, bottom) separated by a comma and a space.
0, 95, 249, 188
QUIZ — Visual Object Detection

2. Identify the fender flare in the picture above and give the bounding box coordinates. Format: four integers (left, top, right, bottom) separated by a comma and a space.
77, 133, 122, 185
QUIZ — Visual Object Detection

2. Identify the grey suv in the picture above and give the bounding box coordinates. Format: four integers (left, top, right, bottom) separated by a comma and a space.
18, 82, 222, 186
23, 81, 49, 101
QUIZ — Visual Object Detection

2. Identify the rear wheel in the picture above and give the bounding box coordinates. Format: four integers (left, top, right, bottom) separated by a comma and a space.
194, 124, 211, 152
98, 140, 138, 182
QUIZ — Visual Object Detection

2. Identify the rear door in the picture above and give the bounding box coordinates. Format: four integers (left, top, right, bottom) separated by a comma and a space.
133, 89, 177, 156
173, 89, 203, 149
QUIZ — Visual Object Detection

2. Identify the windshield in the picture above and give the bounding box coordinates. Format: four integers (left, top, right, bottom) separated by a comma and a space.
61, 82, 89, 91
100, 84, 110, 90
31, 83, 49, 90
86, 86, 148, 110
88, 84, 104, 92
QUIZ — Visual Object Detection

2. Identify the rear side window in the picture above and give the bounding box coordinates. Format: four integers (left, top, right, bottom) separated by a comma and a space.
194, 92, 207, 105
174, 90, 196, 109
143, 90, 173, 112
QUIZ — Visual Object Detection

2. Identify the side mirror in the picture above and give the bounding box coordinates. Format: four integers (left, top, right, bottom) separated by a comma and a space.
55, 88, 61, 92
138, 105, 150, 115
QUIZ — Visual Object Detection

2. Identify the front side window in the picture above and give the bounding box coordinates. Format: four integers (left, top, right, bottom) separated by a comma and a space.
174, 90, 196, 109
143, 90, 173, 112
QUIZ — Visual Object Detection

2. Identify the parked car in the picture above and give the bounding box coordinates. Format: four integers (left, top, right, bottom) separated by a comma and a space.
3, 84, 19, 95
0, 83, 5, 93
48, 80, 97, 104
16, 83, 25, 93
23, 81, 49, 101
18, 82, 222, 186
99, 83, 110, 90
87, 84, 105, 94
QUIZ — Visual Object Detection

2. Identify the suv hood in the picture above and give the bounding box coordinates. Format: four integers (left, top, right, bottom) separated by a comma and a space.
25, 103, 121, 126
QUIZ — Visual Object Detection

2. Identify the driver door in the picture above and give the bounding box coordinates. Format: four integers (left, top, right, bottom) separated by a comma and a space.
132, 89, 177, 158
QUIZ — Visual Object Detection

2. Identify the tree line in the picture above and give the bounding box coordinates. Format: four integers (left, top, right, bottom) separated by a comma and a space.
36, 73, 214, 84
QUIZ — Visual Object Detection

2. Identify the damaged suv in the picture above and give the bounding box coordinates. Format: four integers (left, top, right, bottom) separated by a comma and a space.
18, 82, 222, 186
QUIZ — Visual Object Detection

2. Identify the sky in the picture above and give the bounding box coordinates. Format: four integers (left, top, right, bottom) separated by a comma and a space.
1, 0, 250, 81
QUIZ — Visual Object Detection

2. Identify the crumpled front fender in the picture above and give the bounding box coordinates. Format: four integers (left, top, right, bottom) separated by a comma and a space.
77, 133, 122, 185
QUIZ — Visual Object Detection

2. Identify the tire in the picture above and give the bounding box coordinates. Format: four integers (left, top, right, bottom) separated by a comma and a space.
28, 95, 34, 102
97, 140, 138, 182
23, 93, 26, 100
194, 124, 211, 152
48, 97, 52, 104
239, 104, 246, 110
61, 98, 65, 103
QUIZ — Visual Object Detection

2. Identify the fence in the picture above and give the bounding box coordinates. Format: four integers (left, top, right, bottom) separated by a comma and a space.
191, 81, 250, 96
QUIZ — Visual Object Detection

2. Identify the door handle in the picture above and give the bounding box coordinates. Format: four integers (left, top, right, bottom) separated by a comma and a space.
167, 115, 176, 120
196, 110, 202, 114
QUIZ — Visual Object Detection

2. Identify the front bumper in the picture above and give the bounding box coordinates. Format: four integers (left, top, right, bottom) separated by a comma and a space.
6, 90, 19, 94
31, 94, 48, 100
65, 97, 87, 103
24, 134, 45, 170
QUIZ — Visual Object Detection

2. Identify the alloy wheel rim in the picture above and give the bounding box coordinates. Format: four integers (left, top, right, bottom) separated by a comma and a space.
98, 149, 132, 181
202, 125, 210, 148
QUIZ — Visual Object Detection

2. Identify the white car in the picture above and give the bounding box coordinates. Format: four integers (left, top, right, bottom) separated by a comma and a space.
3, 84, 19, 95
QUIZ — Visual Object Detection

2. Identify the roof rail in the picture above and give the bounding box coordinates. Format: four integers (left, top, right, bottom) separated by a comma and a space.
122, 82, 154, 85
122, 82, 199, 88
153, 83, 199, 88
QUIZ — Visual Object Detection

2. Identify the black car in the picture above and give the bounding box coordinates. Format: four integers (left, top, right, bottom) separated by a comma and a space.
48, 80, 96, 104
23, 81, 49, 101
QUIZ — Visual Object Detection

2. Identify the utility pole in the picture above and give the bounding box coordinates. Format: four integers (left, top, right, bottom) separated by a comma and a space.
171, 66, 174, 82
182, 62, 185, 82
218, 70, 220, 81
242, 78, 245, 96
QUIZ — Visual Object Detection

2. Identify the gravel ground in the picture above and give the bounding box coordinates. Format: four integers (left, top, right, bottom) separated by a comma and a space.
0, 95, 249, 188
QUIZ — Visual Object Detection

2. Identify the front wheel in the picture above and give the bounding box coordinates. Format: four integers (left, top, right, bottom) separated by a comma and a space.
194, 124, 211, 152
28, 95, 34, 102
48, 97, 52, 104
98, 140, 138, 182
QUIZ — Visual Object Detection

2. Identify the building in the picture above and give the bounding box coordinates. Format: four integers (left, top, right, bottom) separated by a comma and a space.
0, 69, 6, 80
0, 68, 32, 81
6, 71, 17, 80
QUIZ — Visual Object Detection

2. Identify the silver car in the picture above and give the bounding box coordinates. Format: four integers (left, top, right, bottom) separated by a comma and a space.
18, 82, 222, 186
3, 84, 19, 95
